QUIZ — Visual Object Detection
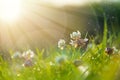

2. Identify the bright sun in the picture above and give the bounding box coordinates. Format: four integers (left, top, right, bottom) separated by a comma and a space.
0, 0, 22, 22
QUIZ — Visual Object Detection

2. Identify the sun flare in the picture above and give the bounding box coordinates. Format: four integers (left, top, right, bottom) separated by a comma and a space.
0, 0, 22, 22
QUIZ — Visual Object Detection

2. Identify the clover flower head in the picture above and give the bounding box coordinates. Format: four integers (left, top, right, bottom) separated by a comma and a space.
70, 31, 81, 40
112, 46, 118, 53
70, 40, 78, 48
70, 38, 89, 48
84, 38, 89, 42
105, 47, 114, 55
58, 39, 66, 50
78, 65, 89, 76
11, 51, 22, 59
22, 49, 35, 59
22, 59, 33, 67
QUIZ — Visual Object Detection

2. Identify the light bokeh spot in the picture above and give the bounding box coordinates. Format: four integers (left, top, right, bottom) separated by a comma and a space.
0, 0, 22, 22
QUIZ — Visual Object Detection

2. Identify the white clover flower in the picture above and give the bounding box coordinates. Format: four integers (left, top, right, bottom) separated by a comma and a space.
84, 38, 89, 42
70, 31, 81, 40
22, 49, 35, 60
105, 47, 114, 55
78, 65, 89, 77
78, 66, 88, 73
11, 51, 22, 59
70, 40, 74, 46
70, 40, 78, 48
22, 59, 33, 67
113, 46, 119, 53
70, 38, 89, 48
58, 39, 66, 50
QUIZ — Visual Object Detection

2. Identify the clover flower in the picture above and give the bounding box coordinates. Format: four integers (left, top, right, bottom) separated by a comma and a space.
78, 65, 89, 77
84, 38, 89, 42
22, 49, 35, 60
105, 47, 119, 55
58, 39, 66, 50
11, 51, 22, 59
22, 59, 33, 67
70, 31, 89, 49
70, 38, 89, 48
105, 47, 114, 55
78, 66, 87, 73
112, 46, 119, 53
70, 40, 77, 47
70, 31, 81, 40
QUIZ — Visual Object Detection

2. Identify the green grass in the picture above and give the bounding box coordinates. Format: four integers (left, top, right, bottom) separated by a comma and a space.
0, 20, 120, 80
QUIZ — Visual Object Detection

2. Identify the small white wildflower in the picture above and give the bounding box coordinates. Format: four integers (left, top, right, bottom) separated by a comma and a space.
22, 59, 33, 67
11, 51, 22, 59
78, 65, 89, 76
70, 40, 75, 46
22, 49, 35, 59
105, 47, 114, 55
70, 38, 89, 48
84, 38, 89, 42
58, 39, 66, 50
113, 46, 119, 53
70, 31, 81, 40
70, 40, 78, 48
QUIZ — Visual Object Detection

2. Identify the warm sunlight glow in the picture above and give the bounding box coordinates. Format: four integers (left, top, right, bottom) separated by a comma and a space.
0, 0, 22, 22
43, 0, 89, 6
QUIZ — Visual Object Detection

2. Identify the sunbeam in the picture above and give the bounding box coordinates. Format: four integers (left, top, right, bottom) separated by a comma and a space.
0, 0, 22, 22
0, 0, 100, 49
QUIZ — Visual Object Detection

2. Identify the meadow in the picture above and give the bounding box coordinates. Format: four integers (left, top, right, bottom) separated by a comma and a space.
0, 19, 120, 80
0, 1, 120, 80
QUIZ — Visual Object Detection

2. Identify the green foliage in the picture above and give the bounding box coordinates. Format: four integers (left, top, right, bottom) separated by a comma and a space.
1, 43, 120, 80
0, 21, 120, 80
